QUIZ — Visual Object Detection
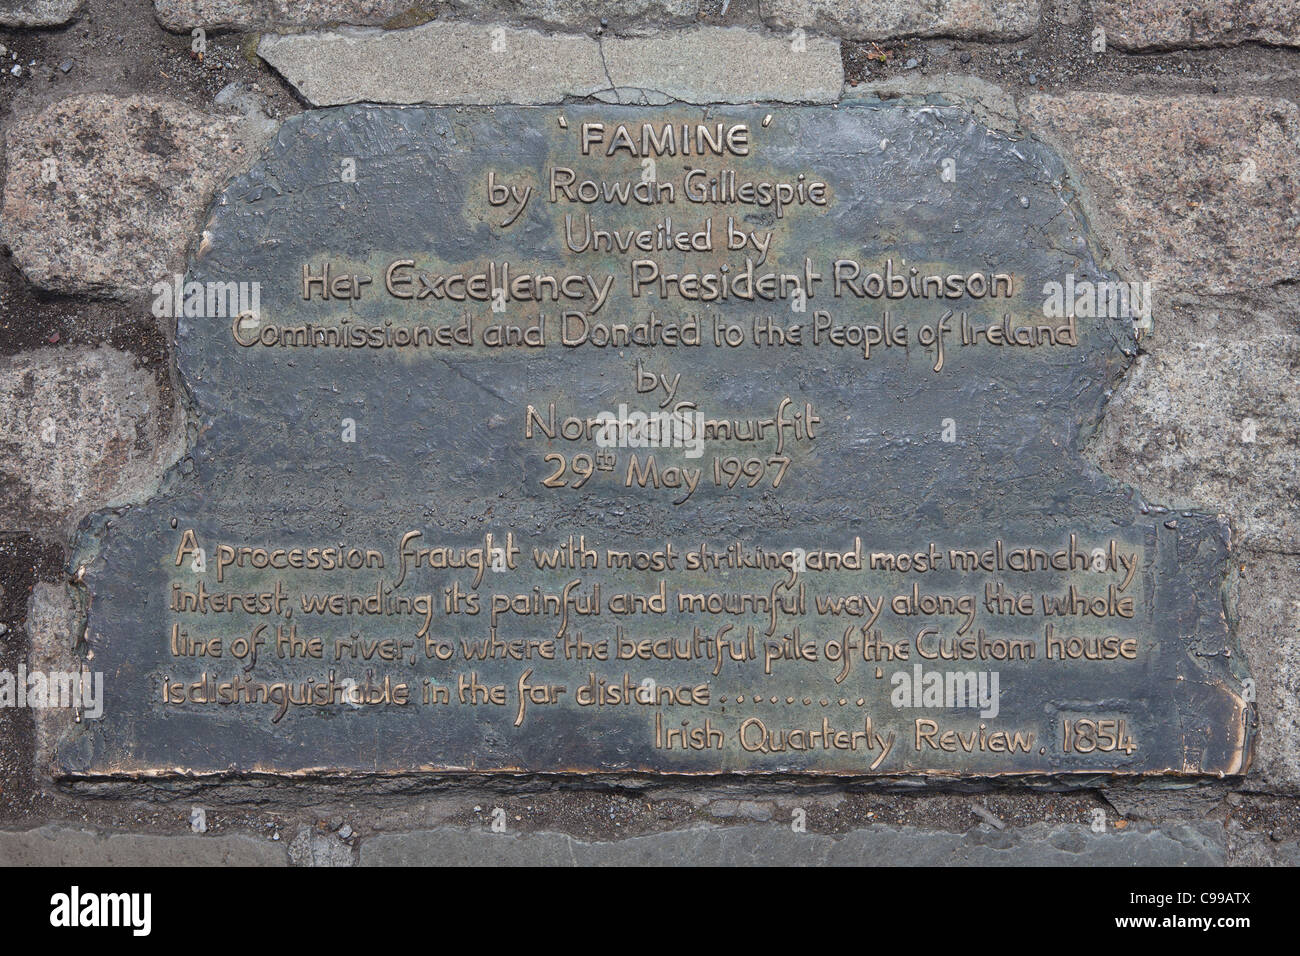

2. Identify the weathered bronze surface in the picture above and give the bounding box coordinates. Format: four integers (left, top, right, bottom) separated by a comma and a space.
62, 103, 1253, 777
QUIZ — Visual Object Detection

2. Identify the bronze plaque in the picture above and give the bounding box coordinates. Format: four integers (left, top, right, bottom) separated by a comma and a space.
60, 103, 1253, 778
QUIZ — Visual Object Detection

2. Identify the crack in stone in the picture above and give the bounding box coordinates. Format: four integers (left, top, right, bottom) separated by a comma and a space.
596, 35, 622, 104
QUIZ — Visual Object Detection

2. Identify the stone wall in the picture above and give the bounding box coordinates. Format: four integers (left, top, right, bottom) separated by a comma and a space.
0, 0, 1296, 865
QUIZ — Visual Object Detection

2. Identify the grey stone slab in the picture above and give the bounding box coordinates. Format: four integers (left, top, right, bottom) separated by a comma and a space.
59, 102, 1252, 780
764, 0, 1040, 41
0, 0, 81, 27
450, 0, 700, 31
591, 87, 675, 106
258, 22, 607, 106
600, 28, 843, 104
0, 825, 287, 865
360, 821, 1227, 865
258, 25, 840, 105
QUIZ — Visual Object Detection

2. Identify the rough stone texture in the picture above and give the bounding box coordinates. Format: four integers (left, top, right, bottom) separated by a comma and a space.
1225, 820, 1300, 866
1021, 94, 1300, 296
851, 76, 1020, 130
156, 0, 698, 31
287, 825, 355, 866
259, 25, 842, 105
1232, 553, 1300, 794
361, 821, 1226, 866
0, 0, 81, 27
153, 0, 414, 32
258, 23, 607, 105
451, 0, 699, 30
0, 825, 287, 865
26, 583, 78, 669
0, 348, 180, 534
764, 0, 1039, 41
1, 94, 245, 298
1088, 305, 1300, 552
600, 28, 843, 103
25, 583, 82, 768
1103, 784, 1229, 822
1096, 0, 1300, 51
707, 800, 774, 822
591, 87, 673, 105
